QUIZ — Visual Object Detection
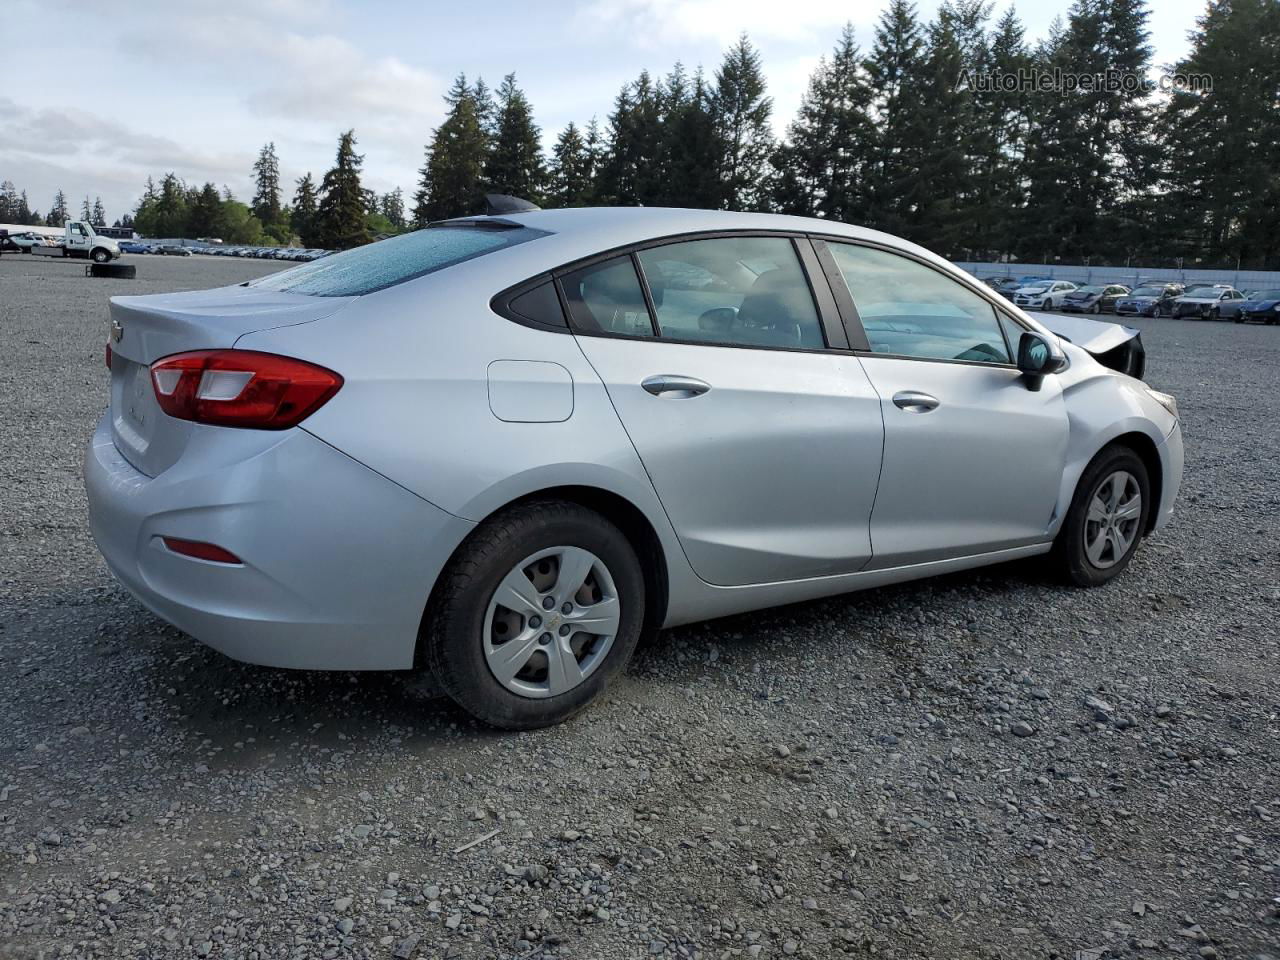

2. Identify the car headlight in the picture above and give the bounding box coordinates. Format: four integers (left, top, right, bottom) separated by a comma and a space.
1146, 388, 1178, 419
1272, 304, 1280, 312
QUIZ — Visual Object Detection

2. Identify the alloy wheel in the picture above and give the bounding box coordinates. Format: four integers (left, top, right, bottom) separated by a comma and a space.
482, 546, 621, 699
1083, 470, 1142, 569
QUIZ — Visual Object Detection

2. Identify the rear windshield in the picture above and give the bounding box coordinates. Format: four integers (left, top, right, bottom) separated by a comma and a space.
246, 224, 548, 297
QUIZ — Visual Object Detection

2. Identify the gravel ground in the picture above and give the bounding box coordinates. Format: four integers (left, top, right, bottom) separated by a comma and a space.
1, 253, 1277, 960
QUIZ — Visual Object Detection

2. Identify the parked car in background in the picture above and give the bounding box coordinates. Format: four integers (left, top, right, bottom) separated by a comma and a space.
1232, 289, 1280, 325
1060, 284, 1130, 314
118, 241, 150, 254
1114, 283, 1184, 317
988, 278, 1022, 300
155, 244, 193, 257
1171, 286, 1244, 320
1014, 280, 1077, 310
84, 206, 1182, 730
5, 231, 48, 252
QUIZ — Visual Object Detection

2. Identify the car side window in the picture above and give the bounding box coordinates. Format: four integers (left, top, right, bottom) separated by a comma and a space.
559, 256, 656, 338
636, 236, 825, 349
827, 242, 1012, 364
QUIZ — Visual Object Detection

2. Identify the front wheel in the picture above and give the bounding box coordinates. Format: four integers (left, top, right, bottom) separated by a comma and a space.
1051, 446, 1151, 587
91, 248, 110, 263
423, 500, 645, 729
1090, 302, 1101, 314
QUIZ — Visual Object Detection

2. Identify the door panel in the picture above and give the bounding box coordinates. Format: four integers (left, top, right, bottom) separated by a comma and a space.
576, 337, 884, 586
857, 356, 1068, 568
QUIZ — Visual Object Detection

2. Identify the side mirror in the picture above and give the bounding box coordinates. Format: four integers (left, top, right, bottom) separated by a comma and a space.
1017, 331, 1068, 391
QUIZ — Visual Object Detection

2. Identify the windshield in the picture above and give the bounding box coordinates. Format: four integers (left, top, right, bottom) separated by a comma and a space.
1075, 286, 1104, 294
1130, 287, 1163, 296
247, 224, 549, 297
1252, 290, 1280, 300
1024, 282, 1052, 290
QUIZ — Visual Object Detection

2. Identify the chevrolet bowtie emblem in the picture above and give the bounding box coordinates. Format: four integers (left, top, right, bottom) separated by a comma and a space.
110, 319, 123, 343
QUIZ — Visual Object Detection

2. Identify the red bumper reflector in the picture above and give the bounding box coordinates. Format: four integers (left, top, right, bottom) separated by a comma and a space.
161, 537, 243, 564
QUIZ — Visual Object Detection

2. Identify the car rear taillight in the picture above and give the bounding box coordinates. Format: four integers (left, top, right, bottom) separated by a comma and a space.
150, 349, 342, 430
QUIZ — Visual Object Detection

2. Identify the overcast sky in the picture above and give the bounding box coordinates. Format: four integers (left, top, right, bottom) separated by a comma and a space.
3, 0, 1203, 224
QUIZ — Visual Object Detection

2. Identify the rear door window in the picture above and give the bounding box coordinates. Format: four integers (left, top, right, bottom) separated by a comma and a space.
559, 256, 656, 337
247, 224, 548, 297
636, 236, 825, 349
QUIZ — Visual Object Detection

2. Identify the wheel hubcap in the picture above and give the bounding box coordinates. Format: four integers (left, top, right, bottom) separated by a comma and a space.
483, 546, 620, 699
1084, 470, 1142, 569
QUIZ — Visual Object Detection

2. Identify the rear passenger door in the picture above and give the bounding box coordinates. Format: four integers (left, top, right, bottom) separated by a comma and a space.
563, 234, 885, 587
819, 240, 1070, 568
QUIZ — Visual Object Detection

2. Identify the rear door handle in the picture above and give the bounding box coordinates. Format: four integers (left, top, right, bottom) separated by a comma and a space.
642, 375, 711, 398
892, 390, 939, 413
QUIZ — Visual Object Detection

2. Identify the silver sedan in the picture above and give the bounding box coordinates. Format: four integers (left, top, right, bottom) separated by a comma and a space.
85, 207, 1183, 728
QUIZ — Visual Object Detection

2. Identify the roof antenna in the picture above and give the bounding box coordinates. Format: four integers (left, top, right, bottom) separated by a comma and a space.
484, 194, 541, 216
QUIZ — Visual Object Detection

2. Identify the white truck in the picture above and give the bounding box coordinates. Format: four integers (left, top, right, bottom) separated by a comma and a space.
30, 221, 121, 263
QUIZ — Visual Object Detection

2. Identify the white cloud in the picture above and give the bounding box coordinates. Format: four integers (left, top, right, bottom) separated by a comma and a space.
578, 0, 860, 48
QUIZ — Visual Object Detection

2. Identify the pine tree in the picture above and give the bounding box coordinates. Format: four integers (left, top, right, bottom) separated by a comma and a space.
549, 122, 594, 207
0, 181, 17, 221
17, 190, 34, 225
380, 188, 406, 229
188, 183, 224, 237
863, 0, 925, 234
894, 7, 975, 254
47, 190, 70, 227
1101, 0, 1160, 260
316, 130, 371, 249
251, 142, 283, 227
714, 35, 774, 211
91, 197, 106, 226
485, 73, 545, 201
415, 75, 489, 222
598, 71, 664, 204
292, 173, 319, 246
81, 196, 93, 221
982, 7, 1033, 257
472, 77, 498, 142
1163, 0, 1280, 267
771, 24, 876, 221
1021, 6, 1110, 260
657, 65, 725, 208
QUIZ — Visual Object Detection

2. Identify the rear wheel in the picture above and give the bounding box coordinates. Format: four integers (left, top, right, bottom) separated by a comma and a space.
1051, 446, 1150, 587
423, 500, 644, 729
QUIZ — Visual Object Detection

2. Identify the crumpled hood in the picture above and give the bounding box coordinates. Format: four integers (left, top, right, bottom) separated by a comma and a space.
1038, 313, 1140, 354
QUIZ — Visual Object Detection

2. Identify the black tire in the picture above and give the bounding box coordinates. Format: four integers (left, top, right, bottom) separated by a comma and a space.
1209, 307, 1219, 321
1090, 302, 1101, 315
91, 247, 110, 263
1051, 445, 1151, 587
423, 500, 645, 730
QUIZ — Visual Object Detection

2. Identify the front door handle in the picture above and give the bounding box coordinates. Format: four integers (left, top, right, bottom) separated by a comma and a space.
642, 375, 711, 398
892, 390, 939, 413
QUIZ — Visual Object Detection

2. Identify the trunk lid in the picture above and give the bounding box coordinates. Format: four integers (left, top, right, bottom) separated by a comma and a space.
107, 285, 354, 477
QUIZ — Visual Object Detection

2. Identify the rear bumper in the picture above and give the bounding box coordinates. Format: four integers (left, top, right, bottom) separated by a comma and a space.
85, 413, 474, 670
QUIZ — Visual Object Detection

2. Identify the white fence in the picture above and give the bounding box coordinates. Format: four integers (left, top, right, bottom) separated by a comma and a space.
954, 261, 1280, 291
